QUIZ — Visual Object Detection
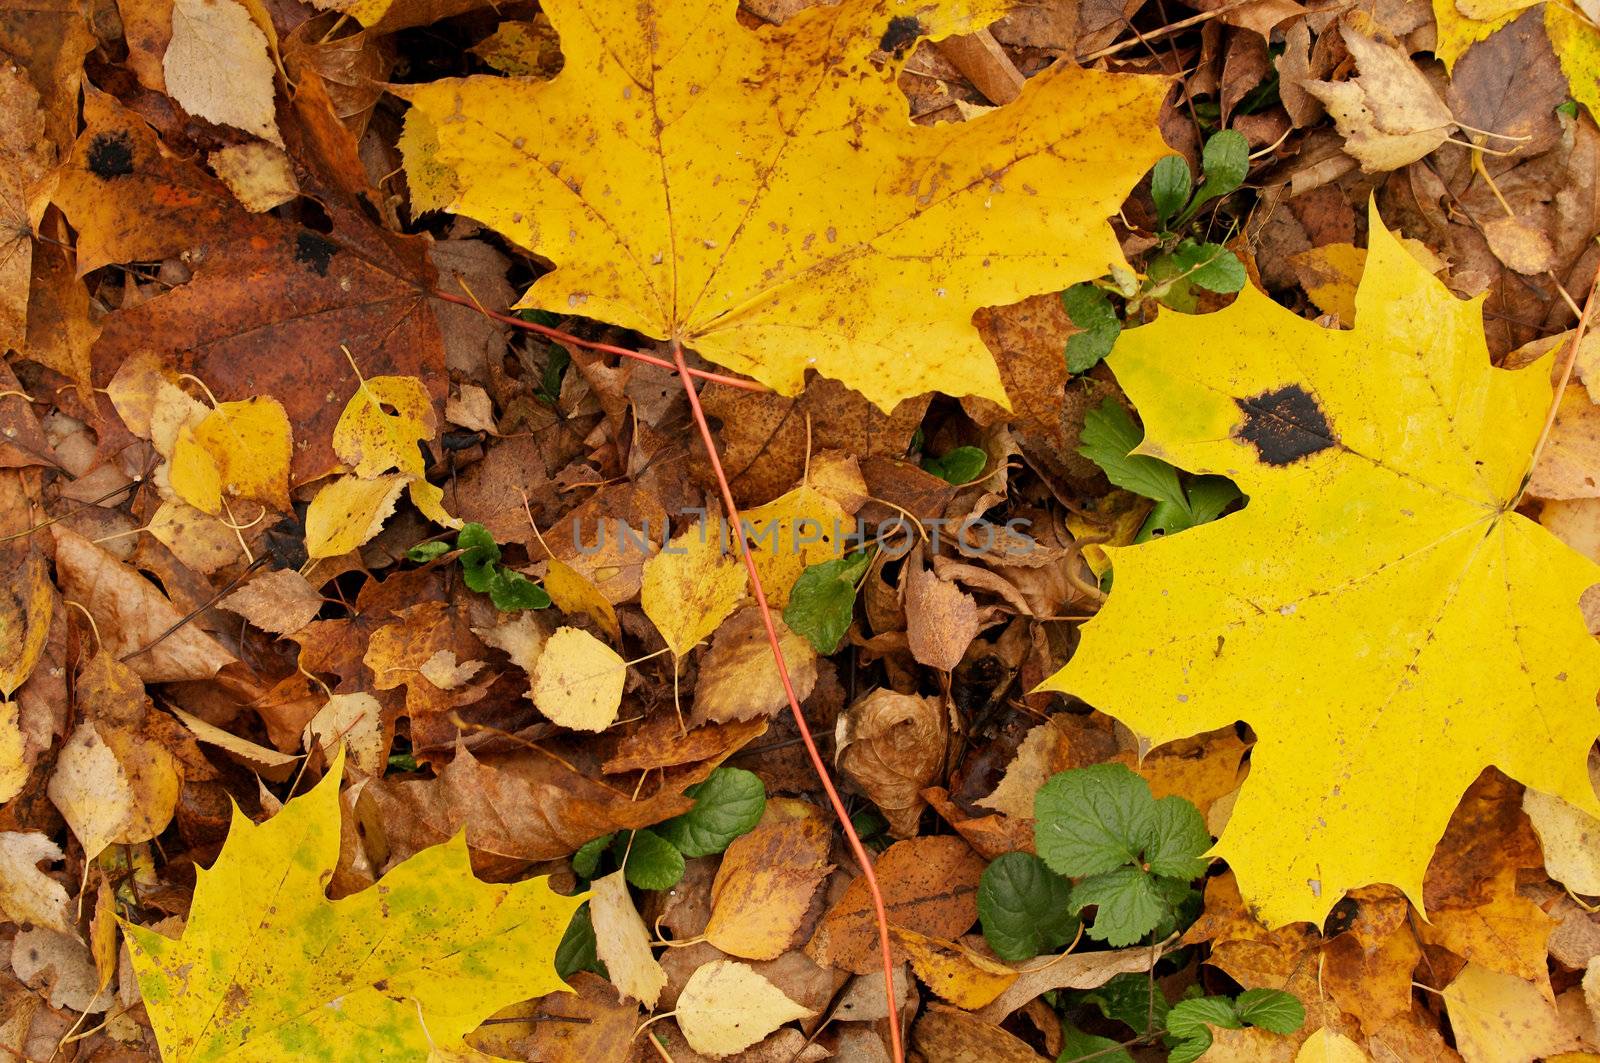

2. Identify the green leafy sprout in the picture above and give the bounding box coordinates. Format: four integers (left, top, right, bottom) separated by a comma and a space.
406, 522, 551, 611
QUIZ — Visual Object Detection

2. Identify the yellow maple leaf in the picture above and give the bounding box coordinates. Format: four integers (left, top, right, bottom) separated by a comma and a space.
1043, 205, 1600, 927
400, 0, 1167, 411
126, 751, 583, 1062
641, 514, 747, 657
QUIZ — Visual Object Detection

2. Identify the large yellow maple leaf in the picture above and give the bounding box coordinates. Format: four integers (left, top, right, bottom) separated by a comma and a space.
401, 0, 1167, 410
1045, 207, 1600, 928
126, 753, 582, 1061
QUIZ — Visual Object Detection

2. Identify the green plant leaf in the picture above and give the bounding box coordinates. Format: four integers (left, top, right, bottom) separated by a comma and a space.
1082, 972, 1170, 1037
1167, 996, 1243, 1041
1186, 476, 1243, 524
655, 767, 766, 857
488, 569, 552, 611
1235, 988, 1306, 1034
1196, 129, 1249, 204
572, 833, 614, 880
783, 551, 870, 654
1058, 1026, 1134, 1063
1145, 796, 1212, 879
977, 851, 1077, 961
1149, 154, 1191, 230
1171, 241, 1245, 294
1069, 865, 1165, 946
1166, 1030, 1213, 1063
405, 540, 451, 563
922, 445, 988, 485
555, 901, 599, 979
1077, 400, 1186, 512
1062, 283, 1123, 374
623, 828, 685, 891
1035, 763, 1157, 877
456, 522, 499, 569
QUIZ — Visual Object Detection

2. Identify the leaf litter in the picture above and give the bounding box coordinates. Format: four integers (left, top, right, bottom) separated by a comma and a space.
5, 0, 1600, 1059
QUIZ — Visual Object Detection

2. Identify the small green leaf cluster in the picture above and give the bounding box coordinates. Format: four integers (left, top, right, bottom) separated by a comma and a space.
570, 767, 767, 892
1062, 973, 1304, 1063
1033, 764, 1210, 947
920, 445, 988, 485
1079, 399, 1240, 544
977, 764, 1211, 963
1061, 130, 1251, 374
783, 550, 871, 654
1144, 130, 1250, 311
406, 522, 551, 611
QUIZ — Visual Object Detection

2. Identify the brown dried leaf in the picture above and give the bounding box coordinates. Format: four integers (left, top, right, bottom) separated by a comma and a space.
836, 689, 947, 838
704, 799, 834, 961
691, 607, 817, 725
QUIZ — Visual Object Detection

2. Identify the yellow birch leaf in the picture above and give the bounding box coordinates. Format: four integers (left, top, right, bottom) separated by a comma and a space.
891, 925, 1018, 1010
703, 800, 833, 960
126, 751, 584, 1062
334, 373, 435, 480
1546, 3, 1600, 120
544, 556, 621, 642
742, 485, 852, 608
409, 477, 463, 530
675, 960, 815, 1058
1443, 964, 1588, 1062
529, 626, 626, 732
400, 0, 1168, 412
1296, 1028, 1371, 1063
188, 396, 293, 512
0, 700, 24, 804
1044, 205, 1600, 928
168, 424, 223, 514
305, 474, 409, 559
641, 515, 746, 657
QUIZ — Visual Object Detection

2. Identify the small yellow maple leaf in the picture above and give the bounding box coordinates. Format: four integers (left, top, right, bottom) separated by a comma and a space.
126, 751, 584, 1062
400, 0, 1168, 411
641, 514, 747, 657
1044, 205, 1600, 927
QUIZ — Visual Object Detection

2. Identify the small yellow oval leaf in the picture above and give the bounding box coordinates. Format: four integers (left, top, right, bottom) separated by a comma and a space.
528, 626, 625, 733
641, 514, 746, 657
675, 959, 815, 1058
304, 473, 409, 559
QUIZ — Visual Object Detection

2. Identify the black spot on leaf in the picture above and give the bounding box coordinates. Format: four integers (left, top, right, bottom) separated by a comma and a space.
294, 231, 338, 276
879, 16, 922, 57
1235, 385, 1335, 466
1322, 895, 1360, 937
87, 132, 135, 178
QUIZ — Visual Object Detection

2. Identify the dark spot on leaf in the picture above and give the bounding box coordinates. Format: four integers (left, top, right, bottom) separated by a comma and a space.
1235, 385, 1335, 466
87, 132, 135, 178
1322, 895, 1360, 936
879, 16, 922, 57
294, 231, 338, 276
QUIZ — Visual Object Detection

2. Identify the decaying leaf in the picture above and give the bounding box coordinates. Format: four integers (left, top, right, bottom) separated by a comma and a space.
1046, 207, 1600, 927
591, 869, 667, 1008
0, 832, 75, 937
836, 689, 947, 837
401, 0, 1168, 410
163, 0, 281, 145
692, 606, 817, 724
127, 753, 583, 1061
1304, 26, 1455, 171
704, 799, 834, 960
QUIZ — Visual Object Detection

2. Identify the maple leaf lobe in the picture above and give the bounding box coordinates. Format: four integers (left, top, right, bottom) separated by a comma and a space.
1234, 384, 1336, 466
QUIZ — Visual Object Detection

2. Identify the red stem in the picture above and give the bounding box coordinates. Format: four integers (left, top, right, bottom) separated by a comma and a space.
670, 339, 905, 1063
432, 290, 768, 392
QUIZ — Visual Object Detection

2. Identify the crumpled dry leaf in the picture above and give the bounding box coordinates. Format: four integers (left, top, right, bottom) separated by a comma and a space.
220, 568, 325, 635
904, 561, 980, 672
692, 606, 817, 725
0, 832, 75, 937
836, 689, 947, 838
51, 527, 236, 684
974, 940, 1165, 1024
1304, 26, 1455, 171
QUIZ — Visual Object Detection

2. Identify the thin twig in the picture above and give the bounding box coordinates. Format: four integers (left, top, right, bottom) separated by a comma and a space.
669, 338, 905, 1063
1517, 268, 1600, 507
